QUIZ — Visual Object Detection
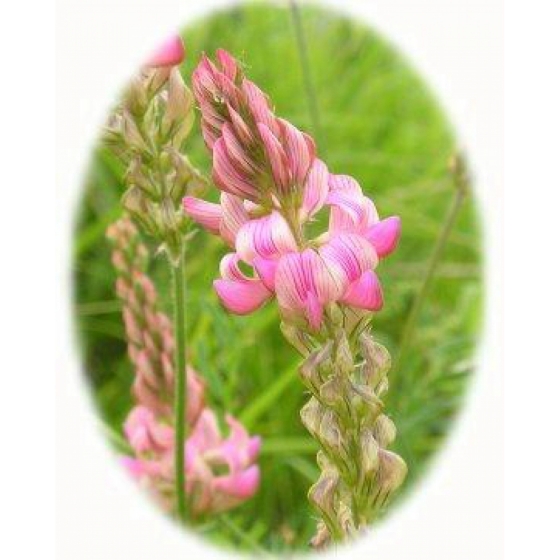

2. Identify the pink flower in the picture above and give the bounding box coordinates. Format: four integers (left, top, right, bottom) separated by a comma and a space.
327, 174, 401, 259
185, 409, 261, 515
124, 406, 174, 455
145, 35, 185, 68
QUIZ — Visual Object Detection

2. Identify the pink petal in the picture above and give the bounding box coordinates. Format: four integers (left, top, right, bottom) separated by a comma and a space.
145, 35, 185, 68
341, 270, 384, 311
121, 457, 146, 480
319, 233, 378, 286
235, 212, 298, 263
213, 137, 259, 201
247, 436, 262, 463
187, 409, 222, 462
227, 104, 255, 146
301, 159, 329, 220
216, 49, 238, 81
214, 465, 260, 499
279, 118, 315, 186
275, 249, 342, 315
305, 290, 323, 331
221, 123, 258, 175
364, 216, 402, 258
257, 123, 291, 193
220, 193, 250, 246
182, 197, 222, 235
186, 367, 206, 424
214, 278, 271, 315
253, 256, 278, 291
241, 79, 277, 133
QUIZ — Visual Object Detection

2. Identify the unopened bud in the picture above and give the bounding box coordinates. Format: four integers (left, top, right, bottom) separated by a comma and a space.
359, 333, 391, 389
300, 341, 333, 389
121, 112, 148, 152
378, 450, 407, 495
308, 470, 338, 518
360, 428, 380, 476
319, 375, 344, 407
372, 414, 397, 447
319, 409, 343, 453
163, 68, 194, 146
280, 322, 311, 356
300, 397, 322, 437
335, 330, 354, 376
351, 382, 384, 423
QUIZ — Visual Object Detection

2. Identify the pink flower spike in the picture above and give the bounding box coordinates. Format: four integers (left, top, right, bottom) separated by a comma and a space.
214, 278, 271, 315
365, 216, 402, 258
301, 159, 329, 220
183, 197, 222, 235
341, 270, 384, 311
145, 35, 185, 68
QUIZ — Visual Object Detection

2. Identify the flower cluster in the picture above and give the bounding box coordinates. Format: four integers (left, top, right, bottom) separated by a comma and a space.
182, 50, 406, 544
105, 36, 205, 263
183, 50, 401, 333
107, 217, 261, 516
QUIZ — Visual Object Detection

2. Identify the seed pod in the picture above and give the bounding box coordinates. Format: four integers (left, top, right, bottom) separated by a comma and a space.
336, 501, 358, 537
280, 322, 311, 356
319, 375, 344, 407
378, 449, 408, 496
163, 68, 195, 146
318, 409, 343, 454
350, 382, 384, 424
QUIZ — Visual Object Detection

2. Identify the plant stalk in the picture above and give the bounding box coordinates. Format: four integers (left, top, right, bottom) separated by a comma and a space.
289, 0, 326, 152
171, 249, 188, 521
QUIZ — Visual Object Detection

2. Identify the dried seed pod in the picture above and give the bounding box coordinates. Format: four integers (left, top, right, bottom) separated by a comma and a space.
372, 414, 397, 447
300, 397, 323, 437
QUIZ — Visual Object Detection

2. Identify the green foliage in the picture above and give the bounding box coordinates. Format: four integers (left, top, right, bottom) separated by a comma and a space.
73, 2, 482, 553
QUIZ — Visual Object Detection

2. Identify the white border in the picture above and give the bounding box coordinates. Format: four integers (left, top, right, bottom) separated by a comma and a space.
54, 1, 504, 559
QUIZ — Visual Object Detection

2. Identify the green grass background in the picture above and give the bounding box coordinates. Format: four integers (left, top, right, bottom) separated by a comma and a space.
73, 1, 482, 553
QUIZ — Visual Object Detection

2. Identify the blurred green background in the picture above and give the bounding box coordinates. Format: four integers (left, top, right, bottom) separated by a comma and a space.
73, 1, 482, 554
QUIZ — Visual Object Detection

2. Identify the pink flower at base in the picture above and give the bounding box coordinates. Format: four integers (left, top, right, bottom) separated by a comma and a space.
145, 35, 186, 68
185, 409, 261, 515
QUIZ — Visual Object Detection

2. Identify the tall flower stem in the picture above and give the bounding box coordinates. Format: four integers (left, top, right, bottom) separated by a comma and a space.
394, 153, 470, 377
289, 0, 326, 152
171, 249, 188, 521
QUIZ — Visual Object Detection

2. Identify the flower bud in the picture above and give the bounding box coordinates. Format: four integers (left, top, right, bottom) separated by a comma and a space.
335, 330, 354, 376
377, 449, 407, 496
163, 68, 195, 146
359, 333, 391, 390
359, 428, 380, 476
300, 397, 322, 437
318, 409, 343, 453
280, 322, 311, 356
300, 341, 333, 389
372, 414, 397, 447
308, 470, 339, 520
350, 382, 384, 424
319, 375, 344, 407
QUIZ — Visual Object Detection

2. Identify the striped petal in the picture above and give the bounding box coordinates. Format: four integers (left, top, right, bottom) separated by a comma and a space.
279, 118, 315, 186
220, 193, 250, 246
319, 233, 378, 287
235, 212, 298, 263
257, 123, 291, 193
253, 256, 278, 291
341, 270, 384, 311
301, 159, 329, 220
213, 137, 259, 201
182, 196, 222, 235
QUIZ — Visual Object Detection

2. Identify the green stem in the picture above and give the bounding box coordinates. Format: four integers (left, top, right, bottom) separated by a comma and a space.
171, 249, 188, 522
289, 0, 326, 152
394, 155, 470, 375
